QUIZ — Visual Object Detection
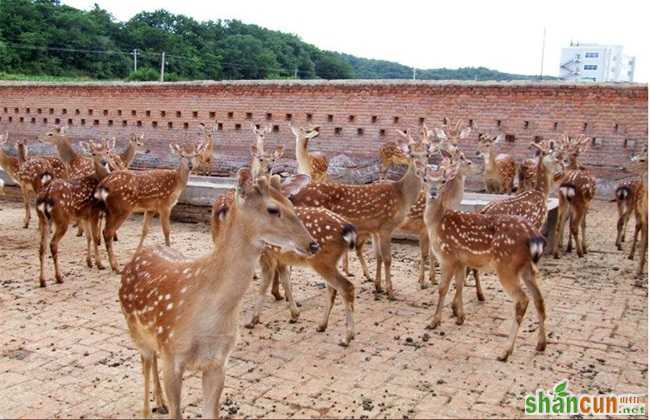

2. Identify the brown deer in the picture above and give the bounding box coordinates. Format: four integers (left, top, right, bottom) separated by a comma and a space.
476, 133, 516, 193
250, 123, 284, 179
39, 126, 97, 178
378, 142, 410, 181
192, 124, 217, 174
614, 178, 644, 251
553, 135, 596, 258
423, 159, 547, 361
621, 148, 648, 278
290, 124, 329, 182
472, 140, 563, 300
119, 168, 317, 419
110, 134, 150, 170
97, 142, 204, 272
0, 132, 22, 183
291, 128, 433, 299
35, 141, 114, 287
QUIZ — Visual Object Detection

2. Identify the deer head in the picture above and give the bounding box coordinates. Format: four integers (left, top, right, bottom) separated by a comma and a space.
476, 133, 505, 158
532, 139, 564, 179
169, 142, 204, 173
250, 124, 284, 178
129, 134, 150, 155
434, 118, 472, 152
289, 123, 320, 149
80, 138, 116, 176
231, 168, 318, 256
395, 127, 437, 180
39, 126, 67, 145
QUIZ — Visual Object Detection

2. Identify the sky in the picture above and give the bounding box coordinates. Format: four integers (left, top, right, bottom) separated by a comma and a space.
63, 0, 648, 82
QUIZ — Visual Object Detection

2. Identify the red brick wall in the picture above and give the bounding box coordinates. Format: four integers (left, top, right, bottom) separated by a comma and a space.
0, 80, 647, 185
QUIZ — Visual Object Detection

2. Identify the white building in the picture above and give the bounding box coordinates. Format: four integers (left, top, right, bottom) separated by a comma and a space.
559, 43, 635, 82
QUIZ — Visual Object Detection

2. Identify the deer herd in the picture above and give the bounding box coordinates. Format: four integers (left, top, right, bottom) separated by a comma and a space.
0, 118, 647, 418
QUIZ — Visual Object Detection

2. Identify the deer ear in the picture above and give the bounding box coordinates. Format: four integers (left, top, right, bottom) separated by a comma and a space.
169, 144, 176, 154
235, 168, 252, 200
269, 174, 283, 190
250, 144, 259, 158
459, 127, 472, 139
281, 174, 311, 196
434, 127, 447, 140
495, 134, 505, 144
273, 145, 285, 159
307, 128, 320, 139
254, 176, 270, 196
288, 123, 298, 137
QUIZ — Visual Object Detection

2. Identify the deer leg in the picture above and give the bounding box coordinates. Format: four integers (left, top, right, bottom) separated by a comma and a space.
22, 188, 31, 228
90, 213, 105, 270
104, 210, 130, 273
38, 215, 49, 288
141, 354, 153, 419
496, 269, 529, 362
521, 264, 547, 353
247, 256, 276, 328
75, 223, 83, 237
570, 208, 584, 257
356, 238, 371, 281
378, 233, 395, 300
151, 355, 168, 414
418, 232, 429, 289
616, 205, 629, 250
372, 234, 383, 293
553, 202, 569, 259
137, 211, 153, 250
160, 208, 172, 247
161, 355, 184, 420
451, 265, 466, 325
473, 269, 485, 302
317, 285, 337, 334
314, 264, 355, 346
201, 364, 225, 420
270, 269, 283, 301
342, 250, 352, 276
49, 222, 68, 284
427, 264, 455, 330
581, 207, 588, 254
83, 220, 93, 268
637, 223, 648, 278
278, 264, 300, 322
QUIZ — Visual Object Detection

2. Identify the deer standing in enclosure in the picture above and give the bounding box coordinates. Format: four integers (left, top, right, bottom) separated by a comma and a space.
621, 148, 648, 277
290, 124, 329, 182
471, 140, 563, 300
292, 128, 432, 299
476, 133, 516, 194
423, 157, 547, 361
119, 169, 317, 419
193, 123, 217, 174
378, 141, 411, 181
614, 178, 645, 252
40, 126, 97, 177
36, 141, 114, 287
97, 142, 204, 272
553, 135, 596, 258
109, 134, 150, 170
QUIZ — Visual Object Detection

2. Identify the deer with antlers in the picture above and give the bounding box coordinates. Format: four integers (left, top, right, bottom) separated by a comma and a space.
552, 135, 596, 259
96, 141, 204, 272
378, 141, 411, 181
35, 141, 114, 287
290, 124, 329, 182
119, 168, 317, 419
476, 133, 516, 194
291, 127, 432, 299
109, 134, 150, 170
423, 157, 547, 361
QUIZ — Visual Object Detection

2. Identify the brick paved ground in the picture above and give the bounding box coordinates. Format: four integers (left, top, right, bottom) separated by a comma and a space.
0, 199, 647, 419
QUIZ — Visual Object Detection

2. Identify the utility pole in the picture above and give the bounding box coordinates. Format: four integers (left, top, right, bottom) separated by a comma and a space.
539, 27, 546, 80
294, 67, 298, 79
160, 52, 166, 82
412, 67, 416, 80
132, 49, 138, 73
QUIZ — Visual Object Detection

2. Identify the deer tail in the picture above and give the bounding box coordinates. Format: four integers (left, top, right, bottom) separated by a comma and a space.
36, 196, 54, 220
528, 234, 546, 272
341, 224, 357, 250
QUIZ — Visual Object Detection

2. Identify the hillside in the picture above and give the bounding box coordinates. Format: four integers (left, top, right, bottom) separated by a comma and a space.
0, 0, 554, 81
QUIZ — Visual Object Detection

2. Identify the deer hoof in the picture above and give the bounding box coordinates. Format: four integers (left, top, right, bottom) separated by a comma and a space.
455, 315, 465, 326
419, 281, 429, 290
426, 319, 440, 330
39, 279, 46, 288
55, 274, 63, 284
316, 324, 327, 333
536, 341, 547, 352
86, 259, 93, 268
153, 405, 169, 415
271, 292, 284, 301
477, 292, 486, 302
289, 313, 300, 323
338, 339, 351, 348
96, 263, 106, 270
23, 223, 29, 229
245, 316, 259, 329
553, 253, 560, 259
497, 352, 510, 362
628, 255, 635, 261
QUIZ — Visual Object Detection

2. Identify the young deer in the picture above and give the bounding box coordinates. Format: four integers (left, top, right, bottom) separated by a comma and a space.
40, 126, 97, 178
378, 142, 410, 180
614, 178, 644, 251
97, 142, 204, 272
292, 128, 432, 299
119, 169, 317, 419
290, 124, 329, 182
476, 133, 516, 194
193, 124, 217, 174
553, 135, 596, 258
473, 140, 563, 300
423, 159, 547, 362
110, 134, 150, 170
622, 148, 648, 277
36, 141, 114, 287
250, 123, 284, 179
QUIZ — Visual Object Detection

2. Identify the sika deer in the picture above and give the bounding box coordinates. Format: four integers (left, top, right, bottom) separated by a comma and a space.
0, 132, 22, 183
290, 124, 328, 182
292, 128, 433, 299
119, 169, 316, 419
622, 148, 648, 278
40, 126, 96, 178
476, 133, 516, 194
423, 160, 547, 361
97, 142, 204, 272
110, 134, 150, 170
614, 179, 644, 251
193, 124, 217, 174
553, 135, 596, 258
378, 142, 410, 181
36, 141, 114, 287
473, 140, 563, 300
250, 123, 284, 179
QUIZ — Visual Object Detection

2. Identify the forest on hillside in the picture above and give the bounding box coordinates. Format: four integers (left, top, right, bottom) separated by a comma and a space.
0, 0, 554, 81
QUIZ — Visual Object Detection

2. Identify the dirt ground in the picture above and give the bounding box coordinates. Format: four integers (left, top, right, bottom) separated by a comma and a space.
0, 198, 647, 419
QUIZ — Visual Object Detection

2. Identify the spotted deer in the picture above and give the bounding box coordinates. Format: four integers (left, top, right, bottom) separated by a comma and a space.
39, 126, 99, 178
191, 124, 217, 175
35, 141, 114, 287
291, 128, 433, 299
423, 159, 547, 362
97, 142, 204, 272
622, 148, 648, 277
290, 124, 329, 182
614, 178, 644, 251
119, 168, 316, 419
476, 133, 516, 194
378, 141, 410, 181
0, 132, 22, 183
110, 134, 150, 170
472, 140, 563, 300
553, 135, 596, 258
